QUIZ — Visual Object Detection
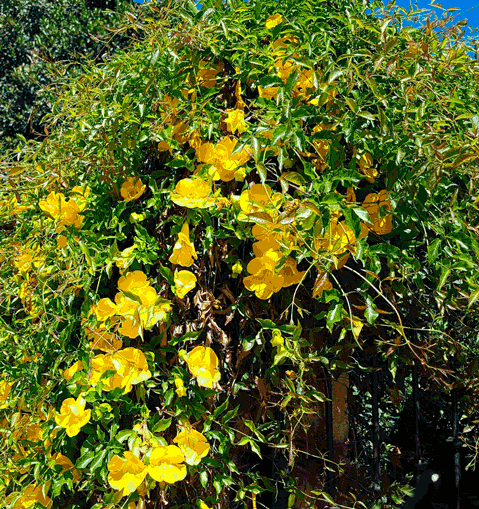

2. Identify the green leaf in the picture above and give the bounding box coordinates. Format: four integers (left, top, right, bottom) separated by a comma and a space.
90, 450, 107, 473
468, 288, 479, 308
353, 207, 371, 223
358, 111, 376, 121
213, 398, 229, 419
345, 97, 358, 113
365, 296, 379, 325
326, 302, 343, 331
200, 469, 208, 488
237, 436, 250, 446
150, 48, 160, 67
343, 206, 361, 238
251, 136, 260, 161
158, 264, 174, 285
222, 405, 240, 424
282, 171, 306, 186
249, 439, 263, 459
437, 266, 450, 291
152, 418, 172, 432
427, 239, 441, 264
75, 452, 95, 469
272, 125, 288, 146
328, 69, 344, 84
257, 163, 267, 183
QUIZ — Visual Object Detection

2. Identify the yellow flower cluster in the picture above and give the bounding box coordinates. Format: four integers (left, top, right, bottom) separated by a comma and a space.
88, 347, 152, 394
89, 270, 172, 339
39, 187, 88, 232
196, 137, 251, 182
239, 184, 305, 299
107, 425, 210, 495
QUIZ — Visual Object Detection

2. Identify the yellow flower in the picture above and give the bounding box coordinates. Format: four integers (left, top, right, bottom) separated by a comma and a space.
89, 348, 151, 394
271, 34, 299, 52
113, 347, 152, 394
358, 152, 378, 183
215, 196, 231, 210
147, 445, 187, 484
130, 212, 146, 223
39, 191, 68, 219
346, 187, 356, 203
171, 178, 215, 208
118, 317, 142, 339
239, 183, 282, 220
314, 220, 356, 256
57, 235, 68, 249
139, 300, 172, 330
39, 191, 83, 231
0, 378, 13, 409
63, 360, 84, 382
285, 370, 296, 379
265, 13, 283, 29
185, 346, 221, 389
275, 58, 296, 82
89, 353, 124, 391
279, 257, 306, 287
234, 167, 246, 181
252, 222, 298, 252
55, 394, 91, 437
120, 177, 146, 202
175, 378, 187, 398
169, 223, 197, 267
52, 453, 81, 483
173, 427, 210, 466
114, 292, 140, 317
271, 329, 284, 348
117, 270, 150, 296
91, 297, 117, 322
232, 261, 243, 275
243, 250, 285, 299
13, 483, 52, 509
362, 191, 393, 235
225, 109, 247, 134
197, 137, 251, 182
174, 269, 197, 299
108, 451, 147, 495
258, 86, 279, 100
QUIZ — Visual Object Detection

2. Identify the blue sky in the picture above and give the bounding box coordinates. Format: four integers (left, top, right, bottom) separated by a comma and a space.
132, 0, 479, 36
381, 0, 479, 35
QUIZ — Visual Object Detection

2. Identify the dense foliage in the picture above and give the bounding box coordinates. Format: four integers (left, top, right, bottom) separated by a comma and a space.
1, 0, 479, 508
0, 0, 133, 152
